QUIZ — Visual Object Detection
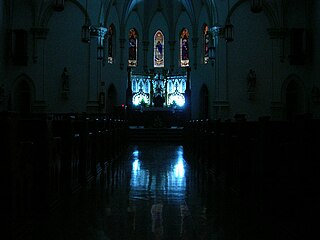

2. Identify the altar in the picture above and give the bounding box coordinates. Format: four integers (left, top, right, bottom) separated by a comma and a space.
126, 69, 191, 127
130, 70, 187, 108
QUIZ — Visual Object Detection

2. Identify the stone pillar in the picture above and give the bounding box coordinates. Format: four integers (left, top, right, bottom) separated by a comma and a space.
30, 27, 49, 111
268, 28, 287, 120
210, 26, 230, 120
86, 30, 99, 112
168, 40, 176, 72
142, 41, 150, 71
119, 38, 125, 70
192, 37, 198, 70
96, 27, 108, 112
30, 27, 49, 63
126, 67, 133, 109
185, 67, 191, 120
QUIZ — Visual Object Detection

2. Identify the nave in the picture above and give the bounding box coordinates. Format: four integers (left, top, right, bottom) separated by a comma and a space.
33, 144, 220, 240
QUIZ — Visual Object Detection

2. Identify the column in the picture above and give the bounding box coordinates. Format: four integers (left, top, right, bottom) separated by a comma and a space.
86, 28, 100, 112
268, 28, 287, 120
97, 27, 108, 112
191, 37, 198, 70
142, 41, 149, 72
30, 27, 49, 111
211, 26, 230, 120
168, 40, 176, 72
126, 67, 133, 109
119, 38, 126, 70
185, 67, 191, 120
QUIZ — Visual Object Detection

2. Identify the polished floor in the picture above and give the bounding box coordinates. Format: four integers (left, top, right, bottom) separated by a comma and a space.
34, 144, 222, 240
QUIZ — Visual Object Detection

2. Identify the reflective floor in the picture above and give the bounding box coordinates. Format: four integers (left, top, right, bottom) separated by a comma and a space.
36, 144, 221, 240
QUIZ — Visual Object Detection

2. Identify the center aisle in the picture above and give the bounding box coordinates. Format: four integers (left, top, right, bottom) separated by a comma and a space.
39, 144, 220, 240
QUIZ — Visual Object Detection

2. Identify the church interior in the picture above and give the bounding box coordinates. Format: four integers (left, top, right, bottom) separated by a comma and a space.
1, 0, 319, 239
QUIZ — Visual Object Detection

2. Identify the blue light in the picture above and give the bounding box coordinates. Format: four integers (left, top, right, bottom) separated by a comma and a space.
132, 159, 140, 172
133, 150, 139, 158
174, 159, 185, 178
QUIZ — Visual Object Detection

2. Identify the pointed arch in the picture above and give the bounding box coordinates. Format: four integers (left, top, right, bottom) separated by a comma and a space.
225, 0, 277, 28
154, 30, 164, 68
40, 0, 92, 27
205, 0, 219, 25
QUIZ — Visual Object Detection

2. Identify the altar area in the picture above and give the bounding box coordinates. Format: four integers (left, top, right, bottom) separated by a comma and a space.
126, 69, 191, 128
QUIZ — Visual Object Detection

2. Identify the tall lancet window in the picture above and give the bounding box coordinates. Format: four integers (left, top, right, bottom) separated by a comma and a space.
128, 28, 138, 67
108, 24, 115, 64
180, 28, 190, 67
154, 30, 164, 68
203, 24, 210, 64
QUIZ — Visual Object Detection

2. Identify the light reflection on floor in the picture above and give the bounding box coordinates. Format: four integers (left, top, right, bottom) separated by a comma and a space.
127, 145, 191, 239
34, 144, 218, 240
129, 146, 187, 203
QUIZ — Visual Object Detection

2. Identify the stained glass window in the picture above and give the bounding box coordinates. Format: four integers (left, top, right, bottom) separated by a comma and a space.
180, 28, 189, 67
108, 24, 115, 64
154, 30, 164, 68
128, 28, 138, 67
203, 24, 210, 64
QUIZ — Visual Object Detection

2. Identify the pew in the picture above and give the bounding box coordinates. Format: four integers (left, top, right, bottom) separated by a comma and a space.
2, 111, 129, 240
183, 115, 320, 240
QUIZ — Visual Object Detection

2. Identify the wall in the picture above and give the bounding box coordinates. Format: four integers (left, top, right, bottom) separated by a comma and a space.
1, 0, 319, 120
46, 2, 89, 112
227, 1, 272, 121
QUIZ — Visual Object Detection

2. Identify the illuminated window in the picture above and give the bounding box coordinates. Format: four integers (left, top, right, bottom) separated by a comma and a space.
203, 23, 210, 64
180, 28, 189, 67
107, 24, 115, 64
128, 28, 138, 67
154, 30, 164, 68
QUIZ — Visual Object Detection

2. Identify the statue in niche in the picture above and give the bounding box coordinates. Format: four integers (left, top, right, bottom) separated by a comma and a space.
61, 67, 70, 91
247, 69, 256, 92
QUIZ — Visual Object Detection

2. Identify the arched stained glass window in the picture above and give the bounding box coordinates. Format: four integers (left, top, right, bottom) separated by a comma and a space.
203, 24, 210, 64
154, 30, 164, 68
108, 24, 115, 64
180, 28, 189, 67
128, 28, 138, 67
